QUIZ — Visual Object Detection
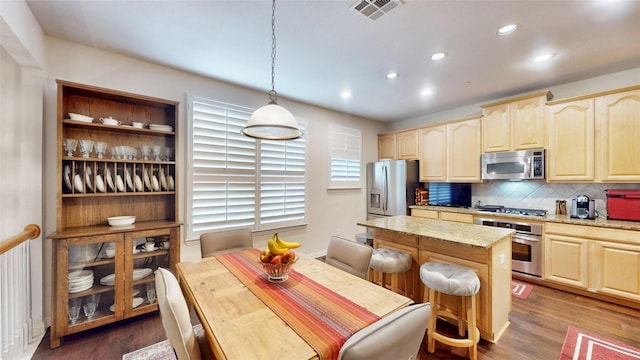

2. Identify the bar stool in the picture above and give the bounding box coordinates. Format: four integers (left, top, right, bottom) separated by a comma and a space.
420, 261, 481, 360
368, 248, 412, 296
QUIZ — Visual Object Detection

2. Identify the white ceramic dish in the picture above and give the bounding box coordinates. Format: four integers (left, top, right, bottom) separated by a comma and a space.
106, 169, 115, 192
64, 165, 72, 191
109, 297, 144, 313
132, 268, 153, 280
143, 169, 151, 191
74, 174, 84, 193
100, 273, 115, 286
96, 174, 105, 193
134, 175, 143, 192
85, 167, 93, 193
100, 117, 120, 126
159, 170, 167, 191
125, 170, 133, 191
152, 175, 159, 191
167, 175, 174, 191
116, 175, 124, 192
69, 270, 93, 282
69, 112, 94, 123
148, 124, 172, 132
107, 215, 136, 227
68, 282, 93, 293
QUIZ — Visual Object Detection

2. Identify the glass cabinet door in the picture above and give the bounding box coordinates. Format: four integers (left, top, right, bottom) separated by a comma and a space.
67, 236, 120, 328
126, 232, 171, 316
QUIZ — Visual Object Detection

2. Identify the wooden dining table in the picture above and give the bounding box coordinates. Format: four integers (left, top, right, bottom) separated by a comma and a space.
176, 249, 413, 360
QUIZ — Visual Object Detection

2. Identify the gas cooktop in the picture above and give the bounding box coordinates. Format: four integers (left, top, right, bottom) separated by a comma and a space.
476, 205, 547, 217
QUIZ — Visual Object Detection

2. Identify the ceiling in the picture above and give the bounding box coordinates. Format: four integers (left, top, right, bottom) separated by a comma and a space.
27, 0, 640, 122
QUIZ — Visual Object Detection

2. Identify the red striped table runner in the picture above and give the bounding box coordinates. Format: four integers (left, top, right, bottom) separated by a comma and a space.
216, 249, 381, 360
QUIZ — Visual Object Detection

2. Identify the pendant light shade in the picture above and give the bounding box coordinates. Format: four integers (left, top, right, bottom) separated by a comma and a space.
243, 102, 301, 140
242, 0, 301, 140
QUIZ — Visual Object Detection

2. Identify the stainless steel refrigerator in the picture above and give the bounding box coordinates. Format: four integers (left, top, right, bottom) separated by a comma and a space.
366, 159, 420, 218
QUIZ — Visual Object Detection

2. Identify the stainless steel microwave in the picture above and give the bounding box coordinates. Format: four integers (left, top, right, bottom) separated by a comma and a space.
481, 149, 545, 180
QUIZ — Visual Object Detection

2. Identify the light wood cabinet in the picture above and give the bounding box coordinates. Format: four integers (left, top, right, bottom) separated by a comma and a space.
544, 233, 590, 288
596, 89, 640, 182
47, 80, 181, 348
481, 91, 551, 152
412, 208, 474, 224
447, 118, 482, 182
378, 133, 396, 159
546, 99, 595, 181
396, 129, 419, 160
544, 222, 640, 303
592, 241, 640, 301
419, 125, 447, 181
418, 117, 481, 182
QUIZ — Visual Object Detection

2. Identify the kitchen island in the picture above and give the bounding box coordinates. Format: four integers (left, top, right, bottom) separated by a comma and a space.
358, 215, 514, 343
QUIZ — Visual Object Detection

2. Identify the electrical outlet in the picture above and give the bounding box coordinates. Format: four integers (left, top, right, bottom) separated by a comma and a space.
499, 254, 505, 264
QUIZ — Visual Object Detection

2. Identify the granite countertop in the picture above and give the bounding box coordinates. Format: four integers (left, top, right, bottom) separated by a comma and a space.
410, 205, 640, 231
357, 215, 514, 248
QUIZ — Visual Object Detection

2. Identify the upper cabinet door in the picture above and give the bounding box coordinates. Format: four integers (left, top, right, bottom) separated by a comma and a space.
419, 125, 447, 182
481, 91, 551, 152
378, 133, 396, 160
511, 95, 547, 150
396, 129, 419, 160
448, 118, 481, 182
596, 89, 640, 182
481, 104, 510, 152
546, 99, 595, 181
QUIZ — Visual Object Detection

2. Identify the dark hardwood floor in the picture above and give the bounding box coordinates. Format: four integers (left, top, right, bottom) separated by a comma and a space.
32, 281, 640, 360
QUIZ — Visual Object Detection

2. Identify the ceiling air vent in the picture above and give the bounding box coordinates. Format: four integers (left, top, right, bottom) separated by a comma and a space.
350, 0, 403, 21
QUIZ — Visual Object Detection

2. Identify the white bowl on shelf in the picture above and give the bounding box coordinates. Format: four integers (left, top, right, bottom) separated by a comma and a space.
107, 215, 136, 227
69, 113, 94, 123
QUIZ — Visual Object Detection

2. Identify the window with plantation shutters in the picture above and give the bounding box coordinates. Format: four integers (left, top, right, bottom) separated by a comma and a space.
186, 96, 307, 240
328, 124, 362, 189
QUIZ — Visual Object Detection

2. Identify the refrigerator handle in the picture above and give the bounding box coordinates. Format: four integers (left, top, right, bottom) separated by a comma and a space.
382, 165, 388, 212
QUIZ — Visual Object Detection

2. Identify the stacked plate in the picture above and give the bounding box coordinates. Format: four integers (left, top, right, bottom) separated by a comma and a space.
148, 124, 173, 132
69, 270, 94, 293
99, 268, 152, 286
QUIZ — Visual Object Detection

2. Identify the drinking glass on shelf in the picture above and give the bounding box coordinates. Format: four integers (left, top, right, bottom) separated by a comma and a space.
63, 138, 78, 157
110, 147, 117, 159
152, 146, 163, 161
69, 298, 81, 325
140, 145, 151, 161
83, 302, 97, 320
79, 139, 94, 158
115, 145, 125, 160
94, 142, 108, 159
146, 282, 156, 305
164, 147, 173, 161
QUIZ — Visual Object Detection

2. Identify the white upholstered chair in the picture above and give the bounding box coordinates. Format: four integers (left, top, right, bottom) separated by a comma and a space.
155, 267, 213, 360
199, 228, 253, 258
325, 236, 374, 279
337, 302, 431, 360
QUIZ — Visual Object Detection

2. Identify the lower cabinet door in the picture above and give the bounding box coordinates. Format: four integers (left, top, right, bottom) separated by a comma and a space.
592, 241, 640, 301
544, 234, 589, 289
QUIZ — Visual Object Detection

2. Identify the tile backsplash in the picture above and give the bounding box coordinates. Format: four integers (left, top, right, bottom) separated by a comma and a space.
472, 181, 640, 216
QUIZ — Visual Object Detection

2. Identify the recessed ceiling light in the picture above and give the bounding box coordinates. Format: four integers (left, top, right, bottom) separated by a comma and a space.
386, 72, 399, 79
497, 24, 518, 36
420, 89, 434, 96
341, 91, 352, 99
430, 52, 447, 61
533, 53, 554, 62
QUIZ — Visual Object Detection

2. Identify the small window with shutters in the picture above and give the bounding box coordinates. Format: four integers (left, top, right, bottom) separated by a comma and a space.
328, 124, 362, 189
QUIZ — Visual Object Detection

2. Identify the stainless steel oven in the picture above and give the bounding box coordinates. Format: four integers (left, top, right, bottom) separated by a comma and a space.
475, 217, 543, 277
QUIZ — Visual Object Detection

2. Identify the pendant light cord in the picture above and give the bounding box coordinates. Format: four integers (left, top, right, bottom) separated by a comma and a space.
269, 0, 278, 104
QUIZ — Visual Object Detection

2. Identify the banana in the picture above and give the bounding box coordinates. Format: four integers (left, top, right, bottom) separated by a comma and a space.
267, 237, 288, 255
275, 234, 301, 249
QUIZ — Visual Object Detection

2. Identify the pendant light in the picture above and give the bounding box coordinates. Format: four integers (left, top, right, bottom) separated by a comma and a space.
242, 0, 302, 140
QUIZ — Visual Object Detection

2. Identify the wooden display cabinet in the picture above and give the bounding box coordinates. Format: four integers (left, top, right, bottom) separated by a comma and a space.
47, 80, 181, 348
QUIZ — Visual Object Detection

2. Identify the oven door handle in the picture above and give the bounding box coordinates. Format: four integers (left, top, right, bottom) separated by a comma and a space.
512, 234, 541, 242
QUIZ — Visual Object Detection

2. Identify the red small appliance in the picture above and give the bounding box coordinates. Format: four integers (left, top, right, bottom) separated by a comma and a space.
605, 189, 640, 222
